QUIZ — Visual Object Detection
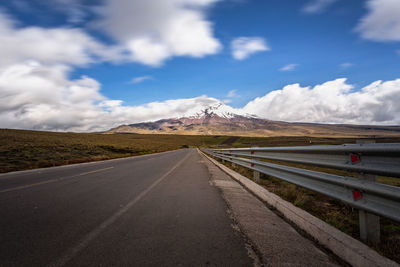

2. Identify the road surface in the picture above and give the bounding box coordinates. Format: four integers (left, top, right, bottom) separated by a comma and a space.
0, 149, 253, 266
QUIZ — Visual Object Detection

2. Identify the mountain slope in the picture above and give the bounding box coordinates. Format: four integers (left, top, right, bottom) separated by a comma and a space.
106, 103, 400, 137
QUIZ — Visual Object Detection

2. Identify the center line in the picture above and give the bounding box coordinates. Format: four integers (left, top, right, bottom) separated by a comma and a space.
50, 151, 192, 267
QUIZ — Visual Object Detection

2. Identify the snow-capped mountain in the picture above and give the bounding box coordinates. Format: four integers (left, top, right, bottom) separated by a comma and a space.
172, 102, 257, 120
106, 103, 400, 137
185, 103, 245, 119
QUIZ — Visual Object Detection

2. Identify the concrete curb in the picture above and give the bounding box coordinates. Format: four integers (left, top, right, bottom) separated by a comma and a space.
200, 151, 399, 267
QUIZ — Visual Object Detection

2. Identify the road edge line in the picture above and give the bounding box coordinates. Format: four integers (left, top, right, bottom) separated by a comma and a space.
199, 150, 398, 267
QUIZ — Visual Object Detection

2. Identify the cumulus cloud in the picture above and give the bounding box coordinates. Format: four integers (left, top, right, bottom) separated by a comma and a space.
355, 0, 400, 42
279, 63, 298, 71
94, 0, 222, 66
302, 0, 337, 14
231, 37, 269, 60
0, 0, 222, 68
0, 61, 105, 131
0, 11, 118, 68
242, 78, 400, 125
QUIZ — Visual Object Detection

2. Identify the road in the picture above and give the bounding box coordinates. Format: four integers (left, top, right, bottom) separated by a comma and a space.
0, 149, 253, 266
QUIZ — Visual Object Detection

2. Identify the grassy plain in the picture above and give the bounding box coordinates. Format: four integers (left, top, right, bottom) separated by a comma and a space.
0, 129, 225, 173
3, 129, 399, 173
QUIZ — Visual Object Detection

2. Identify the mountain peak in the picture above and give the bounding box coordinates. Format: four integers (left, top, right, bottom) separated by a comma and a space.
185, 102, 247, 119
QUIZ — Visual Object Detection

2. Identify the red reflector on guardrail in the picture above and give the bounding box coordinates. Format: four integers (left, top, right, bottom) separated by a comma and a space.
350, 154, 360, 164
353, 191, 362, 201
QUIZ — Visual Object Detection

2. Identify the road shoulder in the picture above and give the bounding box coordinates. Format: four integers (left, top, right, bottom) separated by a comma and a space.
199, 150, 339, 266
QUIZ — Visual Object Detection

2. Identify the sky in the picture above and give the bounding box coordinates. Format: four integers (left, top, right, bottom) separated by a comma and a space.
0, 0, 399, 131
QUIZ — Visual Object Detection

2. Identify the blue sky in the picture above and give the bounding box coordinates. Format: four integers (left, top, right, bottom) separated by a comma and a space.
0, 0, 399, 131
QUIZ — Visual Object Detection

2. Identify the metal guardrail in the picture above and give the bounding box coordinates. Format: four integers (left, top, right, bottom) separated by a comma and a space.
203, 142, 400, 244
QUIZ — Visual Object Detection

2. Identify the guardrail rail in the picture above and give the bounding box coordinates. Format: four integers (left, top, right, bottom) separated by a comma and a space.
202, 141, 400, 244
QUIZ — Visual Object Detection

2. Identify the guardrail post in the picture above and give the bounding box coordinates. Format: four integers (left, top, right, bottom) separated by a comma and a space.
251, 149, 260, 183
253, 171, 260, 183
358, 173, 380, 244
357, 139, 380, 244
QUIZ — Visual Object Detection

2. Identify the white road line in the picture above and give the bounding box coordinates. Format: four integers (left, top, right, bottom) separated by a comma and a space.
0, 179, 58, 193
0, 167, 114, 194
49, 150, 192, 267
78, 167, 114, 176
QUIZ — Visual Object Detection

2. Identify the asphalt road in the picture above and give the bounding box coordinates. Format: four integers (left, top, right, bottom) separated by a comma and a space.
0, 149, 253, 266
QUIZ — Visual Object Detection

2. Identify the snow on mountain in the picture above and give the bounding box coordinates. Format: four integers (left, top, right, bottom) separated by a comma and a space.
182, 102, 255, 119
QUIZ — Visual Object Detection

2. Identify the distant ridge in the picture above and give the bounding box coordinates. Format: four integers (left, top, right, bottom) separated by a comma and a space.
106, 103, 400, 137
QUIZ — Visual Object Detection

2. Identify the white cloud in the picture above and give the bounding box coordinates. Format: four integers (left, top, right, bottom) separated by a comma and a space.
242, 78, 400, 125
340, 62, 353, 69
47, 0, 88, 24
227, 89, 238, 98
131, 76, 153, 84
223, 89, 239, 104
0, 0, 222, 68
94, 0, 222, 66
355, 0, 400, 42
231, 37, 269, 60
0, 61, 105, 131
302, 0, 337, 14
0, 11, 116, 68
279, 63, 298, 71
